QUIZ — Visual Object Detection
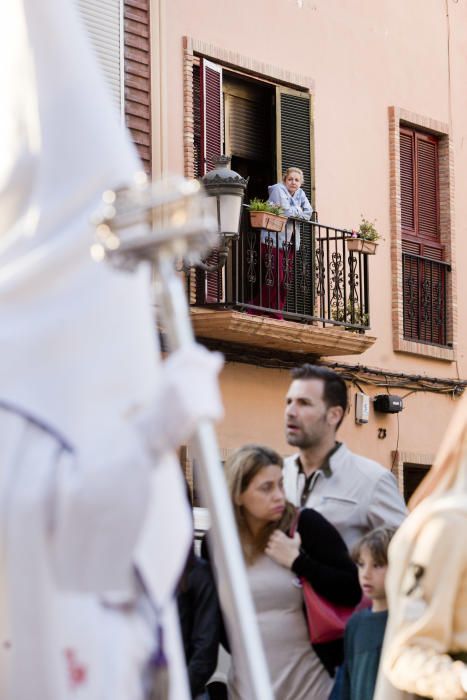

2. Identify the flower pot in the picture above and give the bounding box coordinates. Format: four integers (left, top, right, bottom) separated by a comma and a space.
249, 210, 287, 232
346, 238, 378, 255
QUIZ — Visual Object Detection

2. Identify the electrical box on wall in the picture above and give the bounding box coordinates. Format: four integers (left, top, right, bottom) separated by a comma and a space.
373, 394, 404, 413
355, 392, 370, 424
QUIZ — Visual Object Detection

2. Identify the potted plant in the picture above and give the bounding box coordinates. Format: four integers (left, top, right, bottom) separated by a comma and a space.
346, 216, 382, 255
247, 198, 287, 232
331, 301, 369, 330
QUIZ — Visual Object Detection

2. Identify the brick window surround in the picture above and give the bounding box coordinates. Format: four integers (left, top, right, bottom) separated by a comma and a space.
391, 449, 434, 503
183, 37, 315, 180
389, 107, 456, 361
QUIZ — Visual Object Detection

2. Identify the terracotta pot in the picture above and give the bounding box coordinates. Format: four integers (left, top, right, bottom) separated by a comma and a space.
346, 238, 378, 255
249, 210, 287, 232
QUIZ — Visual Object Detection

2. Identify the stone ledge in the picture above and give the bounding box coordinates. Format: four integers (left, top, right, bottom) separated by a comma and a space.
190, 308, 376, 357
393, 336, 455, 362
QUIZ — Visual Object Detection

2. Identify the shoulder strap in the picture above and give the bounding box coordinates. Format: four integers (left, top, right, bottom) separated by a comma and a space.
289, 508, 301, 537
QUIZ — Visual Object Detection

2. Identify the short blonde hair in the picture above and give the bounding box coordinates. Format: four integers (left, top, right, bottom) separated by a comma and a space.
282, 167, 304, 185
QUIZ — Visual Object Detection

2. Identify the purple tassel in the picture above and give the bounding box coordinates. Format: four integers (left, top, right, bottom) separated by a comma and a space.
143, 624, 170, 700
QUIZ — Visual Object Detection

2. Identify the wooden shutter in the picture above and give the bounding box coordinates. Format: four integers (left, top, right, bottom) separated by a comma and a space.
193, 64, 202, 178
228, 95, 267, 159
416, 135, 439, 239
224, 81, 269, 161
400, 130, 415, 233
194, 60, 224, 302
402, 239, 420, 340
76, 0, 123, 109
200, 59, 223, 175
277, 87, 313, 315
400, 127, 439, 242
124, 0, 151, 174
400, 128, 445, 344
276, 87, 312, 201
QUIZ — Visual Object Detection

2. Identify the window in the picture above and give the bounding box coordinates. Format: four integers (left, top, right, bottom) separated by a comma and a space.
193, 58, 313, 198
192, 56, 314, 304
389, 108, 455, 359
77, 0, 151, 174
399, 126, 449, 346
403, 462, 431, 503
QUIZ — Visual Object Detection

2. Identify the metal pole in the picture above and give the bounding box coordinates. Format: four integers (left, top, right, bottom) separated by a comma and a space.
155, 255, 273, 700
94, 178, 274, 699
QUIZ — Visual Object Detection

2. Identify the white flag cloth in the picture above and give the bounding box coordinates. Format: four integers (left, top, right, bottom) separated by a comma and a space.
0, 0, 201, 698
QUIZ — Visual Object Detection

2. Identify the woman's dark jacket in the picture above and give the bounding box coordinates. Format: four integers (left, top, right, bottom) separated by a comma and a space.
291, 507, 362, 675
177, 555, 221, 698
202, 507, 361, 676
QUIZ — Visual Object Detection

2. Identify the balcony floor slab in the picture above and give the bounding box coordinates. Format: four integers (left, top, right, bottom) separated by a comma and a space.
190, 308, 376, 357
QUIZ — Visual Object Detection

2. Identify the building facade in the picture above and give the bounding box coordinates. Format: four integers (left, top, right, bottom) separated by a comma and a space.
79, 0, 467, 501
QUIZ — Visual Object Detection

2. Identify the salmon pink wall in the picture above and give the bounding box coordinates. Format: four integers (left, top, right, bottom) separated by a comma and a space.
156, 0, 467, 467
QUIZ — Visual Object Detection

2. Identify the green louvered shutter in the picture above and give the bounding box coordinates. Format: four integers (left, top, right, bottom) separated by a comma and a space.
276, 88, 312, 201
276, 87, 313, 316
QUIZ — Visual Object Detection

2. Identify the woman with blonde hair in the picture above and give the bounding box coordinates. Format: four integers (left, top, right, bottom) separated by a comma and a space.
218, 444, 361, 700
266, 167, 313, 224
374, 395, 467, 700
252, 167, 312, 317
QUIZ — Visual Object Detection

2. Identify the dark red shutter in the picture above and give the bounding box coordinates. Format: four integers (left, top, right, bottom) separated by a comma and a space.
400, 128, 440, 243
200, 59, 223, 175
400, 130, 415, 233
416, 134, 439, 239
194, 59, 223, 303
193, 64, 202, 178
400, 128, 445, 344
402, 239, 420, 340
124, 0, 151, 174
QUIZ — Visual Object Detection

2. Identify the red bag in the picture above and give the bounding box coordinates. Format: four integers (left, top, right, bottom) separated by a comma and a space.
300, 578, 360, 643
290, 509, 369, 644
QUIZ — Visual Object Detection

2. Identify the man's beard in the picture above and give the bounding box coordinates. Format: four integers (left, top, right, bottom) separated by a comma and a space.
286, 428, 322, 449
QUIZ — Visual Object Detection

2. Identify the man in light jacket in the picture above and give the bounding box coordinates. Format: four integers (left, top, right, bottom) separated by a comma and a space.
283, 364, 407, 549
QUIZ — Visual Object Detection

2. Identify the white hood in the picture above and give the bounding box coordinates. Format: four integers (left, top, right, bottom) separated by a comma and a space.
0, 0, 159, 445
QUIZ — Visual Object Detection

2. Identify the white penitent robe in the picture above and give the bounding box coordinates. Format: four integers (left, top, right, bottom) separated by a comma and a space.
0, 0, 210, 698
0, 406, 192, 699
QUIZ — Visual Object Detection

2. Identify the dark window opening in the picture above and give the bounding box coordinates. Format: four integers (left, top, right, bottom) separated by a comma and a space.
403, 462, 431, 503
223, 73, 276, 202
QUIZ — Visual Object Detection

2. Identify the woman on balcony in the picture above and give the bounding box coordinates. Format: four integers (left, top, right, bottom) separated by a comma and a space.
220, 444, 361, 700
266, 167, 313, 226
253, 167, 312, 318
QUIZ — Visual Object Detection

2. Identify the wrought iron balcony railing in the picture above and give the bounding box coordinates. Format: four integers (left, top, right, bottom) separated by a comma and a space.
191, 209, 372, 332
402, 252, 451, 346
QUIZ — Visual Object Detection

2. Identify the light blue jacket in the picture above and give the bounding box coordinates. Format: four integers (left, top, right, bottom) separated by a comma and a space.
260, 182, 313, 247
267, 182, 313, 220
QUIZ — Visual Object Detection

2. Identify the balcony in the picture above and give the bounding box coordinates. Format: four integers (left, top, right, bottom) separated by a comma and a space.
189, 210, 377, 357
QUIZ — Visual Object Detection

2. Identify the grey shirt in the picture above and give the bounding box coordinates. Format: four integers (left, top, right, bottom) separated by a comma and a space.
283, 443, 407, 549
